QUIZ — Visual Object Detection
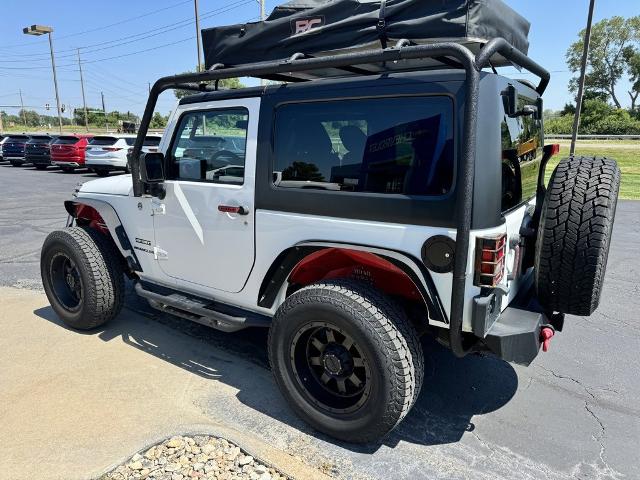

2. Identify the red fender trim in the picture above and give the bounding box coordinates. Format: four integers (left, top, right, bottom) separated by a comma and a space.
289, 248, 422, 301
67, 202, 109, 235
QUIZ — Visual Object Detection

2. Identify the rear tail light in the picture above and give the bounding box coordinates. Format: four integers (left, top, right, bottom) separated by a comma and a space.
474, 234, 506, 287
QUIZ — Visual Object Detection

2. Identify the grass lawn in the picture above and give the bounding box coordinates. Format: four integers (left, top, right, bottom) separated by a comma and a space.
546, 141, 639, 200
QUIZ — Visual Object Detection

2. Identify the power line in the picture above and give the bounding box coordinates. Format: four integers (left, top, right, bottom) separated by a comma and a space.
0, 0, 193, 50
0, 0, 251, 61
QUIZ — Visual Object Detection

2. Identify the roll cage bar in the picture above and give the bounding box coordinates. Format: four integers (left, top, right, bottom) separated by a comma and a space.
130, 37, 550, 358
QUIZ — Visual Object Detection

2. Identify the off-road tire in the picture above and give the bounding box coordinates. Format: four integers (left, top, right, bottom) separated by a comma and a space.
269, 279, 424, 443
41, 227, 124, 329
535, 156, 620, 315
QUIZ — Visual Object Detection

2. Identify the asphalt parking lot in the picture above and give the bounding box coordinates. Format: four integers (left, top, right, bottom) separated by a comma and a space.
1, 162, 639, 480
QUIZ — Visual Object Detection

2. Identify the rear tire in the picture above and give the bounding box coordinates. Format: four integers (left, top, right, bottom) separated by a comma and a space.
269, 279, 424, 443
535, 156, 620, 315
61, 167, 74, 173
94, 169, 109, 177
35, 165, 47, 170
41, 227, 124, 330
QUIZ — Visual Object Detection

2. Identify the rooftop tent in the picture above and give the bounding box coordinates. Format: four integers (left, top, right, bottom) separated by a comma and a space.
201, 0, 530, 79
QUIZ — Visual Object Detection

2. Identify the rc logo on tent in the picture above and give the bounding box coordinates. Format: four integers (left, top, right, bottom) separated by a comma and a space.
291, 16, 325, 35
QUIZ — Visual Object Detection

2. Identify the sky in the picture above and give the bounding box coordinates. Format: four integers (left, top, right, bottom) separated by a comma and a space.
0, 0, 638, 121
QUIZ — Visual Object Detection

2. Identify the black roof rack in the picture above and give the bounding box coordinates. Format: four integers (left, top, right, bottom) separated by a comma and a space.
130, 37, 550, 360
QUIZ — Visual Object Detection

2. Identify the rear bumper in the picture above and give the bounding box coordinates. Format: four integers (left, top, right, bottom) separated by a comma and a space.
52, 161, 81, 168
86, 157, 127, 169
26, 154, 51, 165
472, 273, 562, 365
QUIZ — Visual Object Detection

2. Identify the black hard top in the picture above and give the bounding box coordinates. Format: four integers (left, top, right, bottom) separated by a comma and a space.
179, 69, 469, 106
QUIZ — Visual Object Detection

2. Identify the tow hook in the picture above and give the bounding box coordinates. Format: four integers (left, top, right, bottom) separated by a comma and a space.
540, 326, 555, 352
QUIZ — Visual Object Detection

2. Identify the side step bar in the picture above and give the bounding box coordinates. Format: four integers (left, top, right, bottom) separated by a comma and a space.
134, 282, 271, 333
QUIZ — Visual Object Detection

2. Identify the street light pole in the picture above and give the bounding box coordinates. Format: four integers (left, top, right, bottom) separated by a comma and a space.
194, 0, 203, 71
22, 25, 63, 134
570, 0, 596, 156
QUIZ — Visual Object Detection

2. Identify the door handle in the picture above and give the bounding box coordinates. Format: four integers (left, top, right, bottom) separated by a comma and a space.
218, 205, 249, 215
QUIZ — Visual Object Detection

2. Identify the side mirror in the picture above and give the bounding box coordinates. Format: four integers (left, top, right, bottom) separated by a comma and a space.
140, 152, 165, 184
501, 84, 517, 117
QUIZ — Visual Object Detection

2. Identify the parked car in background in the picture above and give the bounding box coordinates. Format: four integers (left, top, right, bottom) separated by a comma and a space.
26, 135, 56, 170
85, 135, 135, 176
127, 135, 161, 156
86, 135, 160, 176
51, 134, 94, 172
2, 134, 31, 166
0, 135, 9, 162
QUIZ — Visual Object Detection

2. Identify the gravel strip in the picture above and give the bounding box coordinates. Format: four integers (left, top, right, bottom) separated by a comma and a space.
100, 435, 289, 480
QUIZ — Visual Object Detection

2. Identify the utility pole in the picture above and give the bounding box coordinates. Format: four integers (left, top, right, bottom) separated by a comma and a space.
101, 91, 107, 132
19, 89, 27, 128
77, 48, 89, 132
570, 0, 596, 156
0, 110, 4, 132
194, 0, 203, 72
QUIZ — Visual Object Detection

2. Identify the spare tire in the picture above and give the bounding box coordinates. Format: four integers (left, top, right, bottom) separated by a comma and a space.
535, 156, 620, 315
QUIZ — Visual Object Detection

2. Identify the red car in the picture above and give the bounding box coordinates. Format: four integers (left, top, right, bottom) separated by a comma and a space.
50, 134, 93, 172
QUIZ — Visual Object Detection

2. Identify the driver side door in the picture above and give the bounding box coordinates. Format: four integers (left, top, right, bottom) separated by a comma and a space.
152, 98, 259, 293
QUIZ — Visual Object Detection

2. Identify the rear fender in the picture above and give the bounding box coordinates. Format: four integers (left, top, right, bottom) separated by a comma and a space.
258, 242, 448, 327
64, 198, 142, 272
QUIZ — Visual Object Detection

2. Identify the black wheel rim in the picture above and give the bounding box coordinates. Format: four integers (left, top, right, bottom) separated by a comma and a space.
290, 321, 371, 414
49, 252, 83, 312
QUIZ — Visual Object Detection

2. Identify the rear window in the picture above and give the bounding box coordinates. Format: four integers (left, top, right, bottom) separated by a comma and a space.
28, 136, 51, 142
144, 136, 161, 146
124, 137, 136, 146
273, 96, 454, 196
89, 136, 118, 146
8, 135, 29, 141
55, 136, 80, 145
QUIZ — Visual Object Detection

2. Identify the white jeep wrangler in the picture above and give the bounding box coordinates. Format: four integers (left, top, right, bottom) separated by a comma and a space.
40, 37, 620, 443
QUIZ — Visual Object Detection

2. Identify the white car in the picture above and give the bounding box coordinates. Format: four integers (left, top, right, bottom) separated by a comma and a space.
85, 135, 160, 177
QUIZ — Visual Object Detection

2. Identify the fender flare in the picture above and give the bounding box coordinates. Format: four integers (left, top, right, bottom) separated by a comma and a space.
64, 198, 142, 272
257, 241, 448, 326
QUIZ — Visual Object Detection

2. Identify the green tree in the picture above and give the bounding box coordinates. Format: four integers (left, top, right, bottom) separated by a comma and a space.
566, 16, 640, 108
623, 46, 640, 112
150, 111, 169, 129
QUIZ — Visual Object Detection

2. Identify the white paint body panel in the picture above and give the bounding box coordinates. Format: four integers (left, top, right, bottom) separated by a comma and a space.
74, 93, 533, 334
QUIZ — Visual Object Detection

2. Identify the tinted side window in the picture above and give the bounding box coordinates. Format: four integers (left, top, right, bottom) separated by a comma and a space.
168, 108, 248, 185
501, 94, 543, 211
273, 96, 454, 196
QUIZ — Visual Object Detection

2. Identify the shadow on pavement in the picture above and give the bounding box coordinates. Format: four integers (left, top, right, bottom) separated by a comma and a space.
34, 293, 517, 453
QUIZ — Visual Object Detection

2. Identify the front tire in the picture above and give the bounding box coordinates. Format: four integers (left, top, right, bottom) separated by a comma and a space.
269, 279, 424, 443
41, 227, 124, 330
